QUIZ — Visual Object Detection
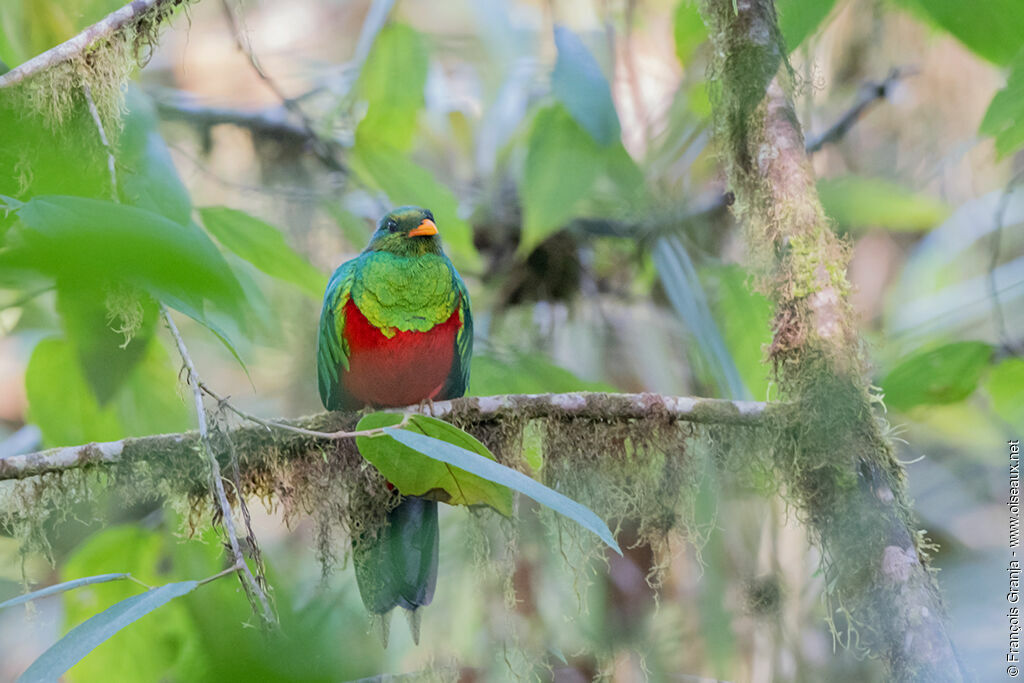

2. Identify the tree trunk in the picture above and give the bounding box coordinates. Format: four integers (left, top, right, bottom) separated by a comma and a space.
698, 1, 964, 680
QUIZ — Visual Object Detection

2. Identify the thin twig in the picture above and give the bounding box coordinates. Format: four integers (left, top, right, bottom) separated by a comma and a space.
573, 68, 911, 241
78, 60, 275, 624
0, 0, 186, 89
199, 382, 411, 438
804, 67, 915, 154
197, 562, 248, 587
161, 306, 276, 625
219, 0, 344, 172
81, 81, 118, 201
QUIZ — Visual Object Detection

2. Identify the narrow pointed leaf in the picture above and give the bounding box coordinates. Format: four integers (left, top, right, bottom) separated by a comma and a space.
552, 25, 620, 145
18, 581, 199, 683
0, 574, 131, 610
382, 427, 621, 554
881, 341, 994, 411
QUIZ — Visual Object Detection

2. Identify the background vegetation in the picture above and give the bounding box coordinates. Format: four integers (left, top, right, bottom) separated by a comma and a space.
0, 0, 1021, 680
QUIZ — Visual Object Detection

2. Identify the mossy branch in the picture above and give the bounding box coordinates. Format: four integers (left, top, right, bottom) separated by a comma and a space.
0, 393, 774, 482
698, 1, 963, 680
0, 0, 190, 89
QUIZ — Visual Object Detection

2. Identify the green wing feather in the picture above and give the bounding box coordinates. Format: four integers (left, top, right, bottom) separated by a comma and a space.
317, 260, 357, 410
441, 264, 473, 399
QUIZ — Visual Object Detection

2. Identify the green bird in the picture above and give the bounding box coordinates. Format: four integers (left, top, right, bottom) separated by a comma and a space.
317, 206, 472, 637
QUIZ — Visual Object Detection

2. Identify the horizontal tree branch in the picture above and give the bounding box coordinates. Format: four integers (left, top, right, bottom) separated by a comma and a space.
572, 67, 910, 242
152, 90, 313, 144
0, 0, 189, 89
0, 392, 775, 482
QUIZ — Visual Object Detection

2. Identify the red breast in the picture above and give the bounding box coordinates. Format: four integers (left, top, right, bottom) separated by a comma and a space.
340, 299, 461, 407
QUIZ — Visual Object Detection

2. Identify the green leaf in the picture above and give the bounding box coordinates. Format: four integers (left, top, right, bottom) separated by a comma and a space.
881, 341, 994, 411
673, 1, 707, 66
56, 283, 157, 405
776, 0, 838, 51
55, 524, 383, 681
552, 26, 620, 145
357, 23, 429, 151
984, 357, 1024, 427
818, 176, 949, 232
356, 413, 513, 515
889, 0, 1024, 65
980, 52, 1024, 158
19, 582, 199, 683
26, 337, 190, 447
382, 425, 621, 554
3, 195, 247, 337
522, 104, 604, 252
0, 93, 109, 203
26, 338, 123, 445
349, 136, 480, 270
0, 574, 131, 610
199, 207, 326, 297
118, 87, 192, 225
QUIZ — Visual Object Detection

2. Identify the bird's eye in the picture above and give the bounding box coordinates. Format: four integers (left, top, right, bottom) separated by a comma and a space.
387, 219, 398, 231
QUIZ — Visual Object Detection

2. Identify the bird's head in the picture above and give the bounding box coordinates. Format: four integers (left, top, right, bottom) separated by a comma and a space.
365, 206, 443, 256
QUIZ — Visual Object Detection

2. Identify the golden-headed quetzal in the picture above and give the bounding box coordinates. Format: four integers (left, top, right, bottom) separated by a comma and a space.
316, 206, 472, 634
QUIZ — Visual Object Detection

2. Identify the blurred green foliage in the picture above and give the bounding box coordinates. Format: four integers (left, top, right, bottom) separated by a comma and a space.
60, 525, 383, 682
881, 341, 994, 411
818, 176, 950, 232
0, 0, 1021, 679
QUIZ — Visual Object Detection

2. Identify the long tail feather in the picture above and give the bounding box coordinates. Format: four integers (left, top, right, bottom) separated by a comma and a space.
353, 495, 439, 642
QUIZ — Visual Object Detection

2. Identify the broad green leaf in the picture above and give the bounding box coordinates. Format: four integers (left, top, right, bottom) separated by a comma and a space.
356, 413, 513, 515
349, 136, 480, 270
889, 0, 1024, 65
881, 341, 994, 411
777, 0, 838, 51
384, 426, 621, 554
26, 337, 190, 447
0, 574, 131, 610
26, 338, 123, 445
522, 104, 603, 252
980, 52, 1024, 158
984, 357, 1024, 427
3, 196, 247, 336
56, 283, 157, 405
20, 582, 199, 682
199, 207, 326, 297
818, 176, 949, 232
118, 88, 192, 225
0, 93, 109, 203
602, 141, 647, 208
57, 524, 381, 682
673, 1, 707, 66
357, 23, 429, 150
469, 351, 614, 395
552, 26, 620, 146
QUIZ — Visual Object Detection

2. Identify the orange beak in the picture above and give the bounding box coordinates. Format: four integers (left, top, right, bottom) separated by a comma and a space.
408, 218, 438, 237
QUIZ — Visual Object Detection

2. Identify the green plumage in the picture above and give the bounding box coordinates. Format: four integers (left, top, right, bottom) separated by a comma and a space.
316, 207, 472, 641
